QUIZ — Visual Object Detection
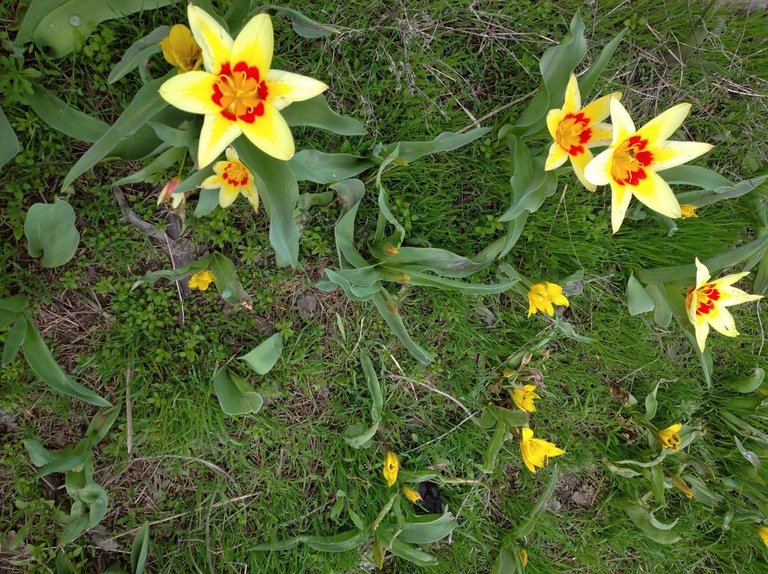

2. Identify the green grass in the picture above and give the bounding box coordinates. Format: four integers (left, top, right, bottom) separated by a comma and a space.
2, 0, 768, 572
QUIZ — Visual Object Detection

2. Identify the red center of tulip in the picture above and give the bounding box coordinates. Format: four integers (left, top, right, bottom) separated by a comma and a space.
686, 284, 721, 316
212, 61, 269, 123
556, 112, 592, 156
611, 135, 653, 186
222, 161, 249, 186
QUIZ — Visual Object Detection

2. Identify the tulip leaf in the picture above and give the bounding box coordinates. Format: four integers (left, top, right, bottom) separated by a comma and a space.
374, 246, 492, 279
515, 466, 559, 539
645, 284, 672, 327
239, 333, 283, 375
660, 165, 733, 189
489, 405, 529, 429
55, 551, 76, 574
59, 484, 109, 545
267, 5, 340, 39
399, 511, 457, 545
626, 273, 655, 315
131, 523, 150, 574
651, 465, 666, 506
288, 150, 374, 184
32, 0, 178, 58
331, 178, 370, 268
389, 537, 438, 567
24, 199, 80, 268
499, 138, 559, 222
109, 25, 168, 83
26, 83, 108, 142
373, 291, 432, 365
209, 253, 253, 308
234, 141, 300, 268
2, 316, 27, 365
0, 106, 20, 169
624, 503, 681, 544
113, 146, 185, 186
734, 436, 761, 469
491, 543, 525, 574
318, 269, 383, 302
343, 420, 380, 449
177, 166, 213, 195
15, 0, 70, 45
579, 27, 627, 99
252, 528, 368, 552
399, 269, 518, 295
644, 380, 662, 421
603, 460, 643, 478
282, 95, 365, 136
724, 367, 765, 393
213, 368, 264, 416
361, 347, 383, 418
676, 175, 768, 207
482, 424, 508, 474
372, 127, 490, 164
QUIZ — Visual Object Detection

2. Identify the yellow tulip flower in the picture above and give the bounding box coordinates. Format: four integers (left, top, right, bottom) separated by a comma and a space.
159, 6, 328, 168
200, 147, 260, 210
685, 258, 762, 352
189, 270, 215, 291
657, 423, 682, 451
545, 74, 621, 191
584, 99, 713, 233
160, 24, 202, 73
402, 485, 422, 503
383, 451, 399, 487
512, 385, 540, 413
520, 428, 564, 474
759, 526, 768, 549
680, 204, 698, 218
527, 282, 569, 317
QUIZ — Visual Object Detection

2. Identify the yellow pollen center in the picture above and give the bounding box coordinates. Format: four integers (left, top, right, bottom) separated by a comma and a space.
218, 74, 262, 116
224, 162, 247, 184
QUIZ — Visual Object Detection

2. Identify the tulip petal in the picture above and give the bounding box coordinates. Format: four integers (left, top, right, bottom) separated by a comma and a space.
580, 92, 621, 124
637, 103, 691, 143
521, 428, 534, 441
629, 169, 682, 219
609, 98, 636, 145
694, 258, 711, 289
587, 122, 613, 147
546, 109, 564, 140
267, 70, 329, 111
198, 114, 242, 168
584, 148, 613, 186
708, 306, 739, 338
238, 102, 295, 160
719, 286, 762, 306
218, 184, 240, 208
242, 183, 260, 211
230, 13, 273, 76
562, 74, 581, 113
200, 174, 223, 189
694, 318, 709, 352
610, 182, 633, 234
571, 148, 596, 191
651, 140, 714, 172
188, 4, 233, 73
545, 142, 569, 171
159, 71, 219, 115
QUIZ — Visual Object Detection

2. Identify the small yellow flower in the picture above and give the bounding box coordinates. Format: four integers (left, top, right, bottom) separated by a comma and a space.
160, 24, 202, 73
157, 177, 184, 208
520, 428, 564, 474
383, 245, 399, 256
527, 282, 569, 317
189, 270, 215, 291
759, 526, 768, 549
680, 204, 697, 218
402, 485, 422, 503
512, 385, 540, 413
658, 423, 682, 451
671, 475, 694, 499
518, 548, 528, 567
383, 451, 399, 487
200, 147, 260, 211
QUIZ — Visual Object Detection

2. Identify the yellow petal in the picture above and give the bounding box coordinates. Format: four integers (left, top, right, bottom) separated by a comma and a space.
546, 109, 564, 140
584, 148, 613, 187
544, 142, 569, 171
562, 74, 581, 114
198, 114, 242, 168
629, 169, 682, 219
218, 184, 240, 208
587, 122, 613, 147
707, 306, 739, 338
241, 182, 260, 212
521, 427, 534, 441
403, 485, 422, 503
694, 318, 709, 352
267, 69, 329, 111
610, 181, 633, 234
694, 258, 711, 290
650, 141, 714, 172
527, 298, 537, 318
188, 4, 233, 73
580, 92, 621, 124
225, 146, 239, 162
637, 103, 691, 143
570, 147, 596, 191
200, 174, 223, 189
238, 102, 294, 160
230, 13, 273, 76
159, 71, 219, 115
719, 286, 762, 306
609, 98, 636, 145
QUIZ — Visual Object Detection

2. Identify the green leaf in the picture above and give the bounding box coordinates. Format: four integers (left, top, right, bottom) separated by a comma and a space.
195, 188, 219, 217
514, 466, 559, 539
644, 380, 662, 421
399, 511, 457, 544
389, 537, 438, 566
623, 503, 680, 544
395, 269, 518, 295
213, 368, 263, 416
33, 0, 178, 58
26, 83, 109, 142
59, 484, 109, 545
267, 5, 340, 38
603, 460, 643, 478
239, 333, 283, 375
646, 284, 672, 327
373, 291, 432, 365
651, 466, 665, 506
281, 95, 365, 136
725, 368, 765, 393
361, 347, 383, 417
2, 315, 27, 365
234, 141, 300, 267
373, 127, 490, 164
676, 175, 767, 207
55, 551, 76, 574
15, 0, 70, 45
302, 529, 368, 552
375, 246, 492, 279
109, 26, 168, 83
112, 146, 184, 186
131, 523, 150, 574
489, 405, 529, 429
0, 295, 27, 313
62, 72, 172, 189
331, 178, 370, 268
288, 150, 373, 184
578, 28, 627, 99
482, 423, 507, 474
82, 406, 121, 450
343, 420, 380, 449
24, 439, 58, 467
491, 544, 524, 574
24, 199, 80, 268
498, 139, 558, 221
209, 253, 253, 308
626, 273, 655, 315
0, 106, 20, 169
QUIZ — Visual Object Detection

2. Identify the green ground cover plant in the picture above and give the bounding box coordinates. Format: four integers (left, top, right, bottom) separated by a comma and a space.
2, 0, 768, 572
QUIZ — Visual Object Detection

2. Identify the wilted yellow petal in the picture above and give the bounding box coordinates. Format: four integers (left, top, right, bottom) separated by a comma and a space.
383, 451, 399, 487
403, 485, 422, 503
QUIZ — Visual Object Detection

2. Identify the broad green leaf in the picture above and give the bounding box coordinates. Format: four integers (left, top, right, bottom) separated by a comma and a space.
646, 283, 672, 327
331, 178, 370, 268
288, 150, 373, 184
491, 544, 524, 574
267, 5, 340, 38
0, 295, 28, 313
302, 529, 368, 552
660, 165, 733, 189
343, 420, 380, 449
578, 28, 627, 99
676, 175, 767, 207
60, 484, 109, 545
27, 84, 108, 142
239, 333, 283, 375
209, 253, 253, 308
234, 141, 299, 267
374, 246, 492, 279
373, 291, 432, 365
0, 106, 20, 169
23, 439, 58, 467
499, 139, 558, 221
195, 188, 220, 217
55, 551, 76, 574
626, 273, 655, 315
131, 523, 150, 574
112, 146, 184, 186
361, 347, 383, 417
33, 0, 178, 58
734, 436, 760, 469
644, 380, 662, 421
213, 368, 264, 416
2, 315, 27, 365
399, 511, 457, 545
22, 320, 111, 407
615, 452, 668, 469
149, 121, 196, 148
109, 26, 168, 83
482, 424, 507, 474
372, 127, 490, 164
374, 147, 407, 245
319, 269, 383, 302
651, 465, 665, 506
515, 466, 559, 539
725, 368, 765, 393
24, 199, 80, 268
15, 0, 70, 45
624, 503, 680, 544
82, 406, 121, 450
395, 269, 518, 295
225, 0, 252, 31
281, 95, 365, 136
389, 537, 438, 566
298, 190, 335, 210
603, 460, 643, 478
489, 405, 529, 429
62, 73, 172, 189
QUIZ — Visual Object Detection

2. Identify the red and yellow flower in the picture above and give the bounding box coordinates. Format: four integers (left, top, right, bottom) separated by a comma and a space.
158, 5, 328, 168
584, 100, 713, 233
200, 147, 259, 210
545, 74, 620, 191
685, 258, 762, 352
